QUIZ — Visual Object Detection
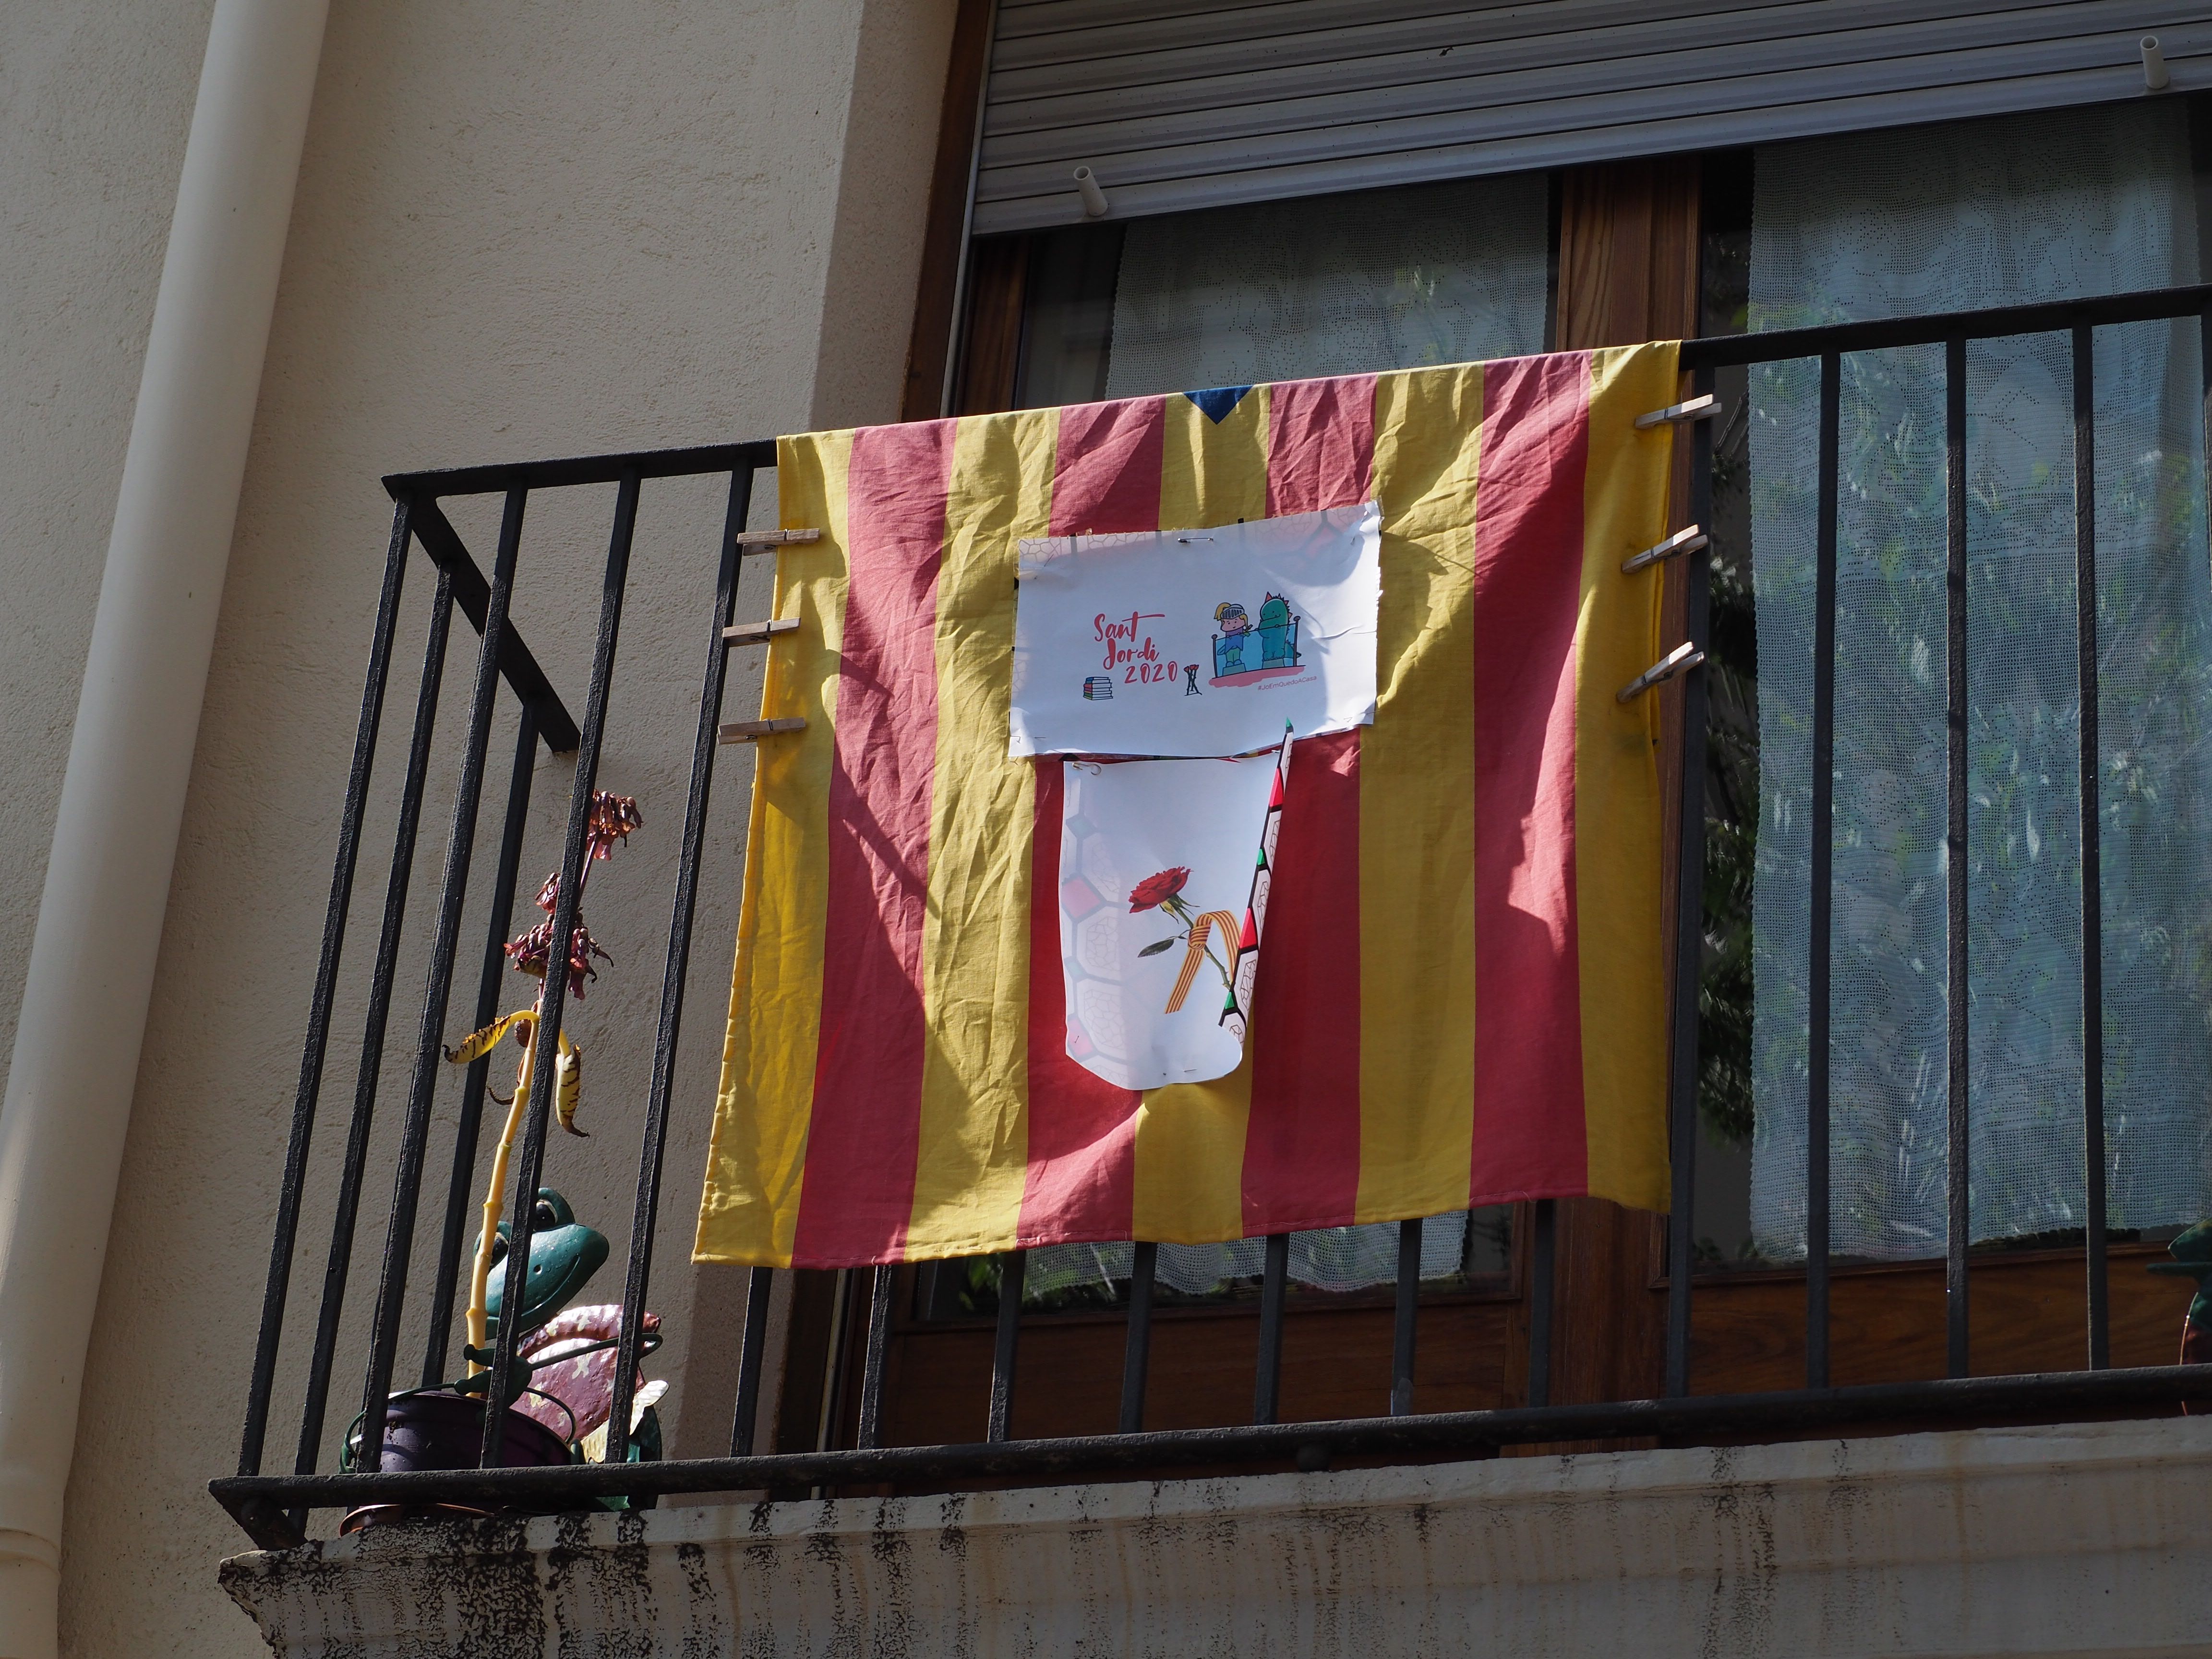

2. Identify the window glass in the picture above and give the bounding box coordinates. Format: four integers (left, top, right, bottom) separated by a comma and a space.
1690, 155, 1760, 1269
1015, 172, 1552, 408
920, 1213, 1513, 1320
1694, 99, 2212, 1268
1017, 224, 1125, 409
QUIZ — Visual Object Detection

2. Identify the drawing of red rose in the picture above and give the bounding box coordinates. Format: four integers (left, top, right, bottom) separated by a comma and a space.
1128, 867, 1190, 913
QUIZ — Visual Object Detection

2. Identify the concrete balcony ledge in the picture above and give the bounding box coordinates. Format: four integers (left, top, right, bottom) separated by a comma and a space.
220, 1416, 2212, 1658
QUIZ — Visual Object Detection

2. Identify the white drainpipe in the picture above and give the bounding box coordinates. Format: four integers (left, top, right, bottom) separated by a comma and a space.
0, 1, 327, 1652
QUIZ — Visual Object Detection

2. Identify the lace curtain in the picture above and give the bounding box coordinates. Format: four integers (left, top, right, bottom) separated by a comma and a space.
1022, 173, 1551, 1294
1102, 172, 1550, 397
1747, 102, 2212, 1260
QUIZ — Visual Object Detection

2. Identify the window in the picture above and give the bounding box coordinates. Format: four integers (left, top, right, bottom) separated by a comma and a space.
1688, 97, 2212, 1387
782, 96, 2212, 1460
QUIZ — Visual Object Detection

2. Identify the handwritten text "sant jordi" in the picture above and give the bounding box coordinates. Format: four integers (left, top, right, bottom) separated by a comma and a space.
1094, 610, 1181, 686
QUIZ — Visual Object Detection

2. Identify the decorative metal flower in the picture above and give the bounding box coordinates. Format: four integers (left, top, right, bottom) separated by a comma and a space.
497, 792, 641, 1000
586, 791, 643, 854
444, 789, 643, 1379
503, 915, 612, 1001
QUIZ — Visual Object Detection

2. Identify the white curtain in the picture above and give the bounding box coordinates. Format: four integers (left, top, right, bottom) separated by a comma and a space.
1022, 172, 1551, 1294
1027, 1218, 1491, 1301
1747, 101, 2212, 1260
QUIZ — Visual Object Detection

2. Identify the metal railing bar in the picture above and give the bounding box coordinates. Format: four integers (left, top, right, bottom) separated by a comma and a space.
816, 1269, 856, 1459
1390, 1217, 1420, 1417
420, 707, 538, 1388
1807, 350, 1840, 1390
480, 473, 640, 1467
212, 1363, 2212, 1544
1678, 282, 2212, 371
856, 1265, 897, 1450
1253, 1232, 1289, 1425
1945, 334, 1972, 1380
1663, 364, 1717, 1400
353, 289, 2212, 504
729, 1267, 776, 1458
2073, 323, 2110, 1373
291, 565, 457, 1488
359, 480, 534, 1474
603, 465, 757, 1462
237, 495, 414, 1479
1527, 1198, 1554, 1407
409, 499, 580, 753
362, 500, 548, 1460
1118, 1241, 1156, 1434
986, 1250, 1026, 1443
384, 440, 779, 500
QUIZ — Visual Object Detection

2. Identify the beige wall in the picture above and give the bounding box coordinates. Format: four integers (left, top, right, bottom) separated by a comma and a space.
2, 0, 954, 1653
0, 1, 219, 1088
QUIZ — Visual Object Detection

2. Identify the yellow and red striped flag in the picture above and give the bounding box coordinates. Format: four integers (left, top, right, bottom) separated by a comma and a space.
696, 344, 1682, 1268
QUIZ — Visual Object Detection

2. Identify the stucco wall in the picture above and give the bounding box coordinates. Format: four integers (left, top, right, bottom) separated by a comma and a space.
16, 1, 955, 1654
0, 0, 218, 1101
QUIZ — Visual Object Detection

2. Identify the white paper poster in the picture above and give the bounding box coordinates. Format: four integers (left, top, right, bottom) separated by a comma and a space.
1010, 503, 1382, 759
1057, 744, 1287, 1092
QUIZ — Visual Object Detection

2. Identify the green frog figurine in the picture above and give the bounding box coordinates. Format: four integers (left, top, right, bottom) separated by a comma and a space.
479, 1188, 609, 1346
2147, 1218, 2212, 1412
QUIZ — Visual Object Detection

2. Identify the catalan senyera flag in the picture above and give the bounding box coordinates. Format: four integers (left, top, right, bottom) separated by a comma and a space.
695, 343, 1682, 1269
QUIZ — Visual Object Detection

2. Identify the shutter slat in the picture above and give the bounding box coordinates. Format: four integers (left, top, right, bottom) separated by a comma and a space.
993, 0, 1766, 68
987, 0, 2132, 125
986, 2, 2174, 166
974, 0, 2207, 232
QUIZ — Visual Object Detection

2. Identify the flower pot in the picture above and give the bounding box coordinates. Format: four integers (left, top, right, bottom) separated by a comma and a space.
340, 1387, 572, 1533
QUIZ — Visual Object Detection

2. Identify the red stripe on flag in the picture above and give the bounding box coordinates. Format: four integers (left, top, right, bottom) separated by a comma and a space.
1243, 728, 1364, 1233
1051, 398, 1165, 535
1017, 760, 1141, 1245
793, 419, 957, 1267
1265, 375, 1377, 516
1238, 380, 1375, 1231
1017, 397, 1164, 1244
1469, 353, 1590, 1201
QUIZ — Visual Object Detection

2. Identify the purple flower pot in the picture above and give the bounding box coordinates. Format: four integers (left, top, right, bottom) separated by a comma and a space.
341, 1388, 572, 1533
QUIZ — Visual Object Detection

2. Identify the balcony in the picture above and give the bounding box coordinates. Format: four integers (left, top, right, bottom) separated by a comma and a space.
213, 286, 2212, 1655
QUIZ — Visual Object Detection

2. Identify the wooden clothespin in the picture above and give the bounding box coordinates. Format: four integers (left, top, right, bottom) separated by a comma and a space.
1633, 394, 1718, 431
719, 718, 807, 744
1616, 642, 1704, 703
1621, 525, 1708, 574
734, 528, 821, 552
723, 618, 800, 647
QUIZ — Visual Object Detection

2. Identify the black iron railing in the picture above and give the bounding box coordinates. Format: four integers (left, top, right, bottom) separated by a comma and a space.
212, 285, 2212, 1552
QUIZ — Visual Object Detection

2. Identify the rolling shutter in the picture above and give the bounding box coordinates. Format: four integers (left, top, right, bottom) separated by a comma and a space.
975, 0, 2209, 233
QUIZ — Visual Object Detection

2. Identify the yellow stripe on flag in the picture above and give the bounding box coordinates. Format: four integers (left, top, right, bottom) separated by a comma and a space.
1158, 384, 1269, 531
1575, 343, 1678, 1211
1354, 363, 1484, 1224
695, 431, 853, 1266
1131, 386, 1272, 1244
904, 410, 1060, 1257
